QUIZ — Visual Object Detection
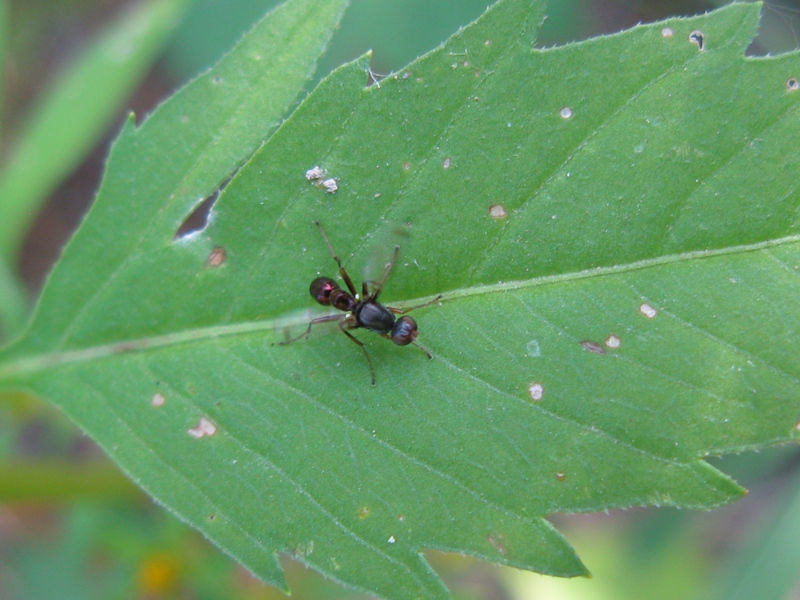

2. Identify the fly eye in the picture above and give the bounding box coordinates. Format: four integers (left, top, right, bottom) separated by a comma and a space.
391, 316, 418, 346
309, 277, 339, 305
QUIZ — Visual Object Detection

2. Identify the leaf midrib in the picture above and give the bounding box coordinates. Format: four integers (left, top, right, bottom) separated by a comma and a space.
2, 234, 797, 380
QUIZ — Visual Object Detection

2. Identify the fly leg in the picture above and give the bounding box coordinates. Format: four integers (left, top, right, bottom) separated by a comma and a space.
339, 324, 376, 386
388, 294, 443, 315
277, 313, 346, 345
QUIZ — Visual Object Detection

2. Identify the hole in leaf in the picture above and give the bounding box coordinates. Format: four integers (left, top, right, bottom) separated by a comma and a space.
787, 77, 799, 92
689, 30, 705, 50
174, 175, 233, 240
174, 193, 218, 240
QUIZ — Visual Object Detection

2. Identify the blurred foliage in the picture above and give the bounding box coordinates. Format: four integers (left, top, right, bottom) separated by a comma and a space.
2, 0, 800, 599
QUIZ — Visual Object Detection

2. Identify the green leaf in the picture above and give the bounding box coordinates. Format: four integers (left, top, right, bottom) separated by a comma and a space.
0, 0, 189, 260
1, 0, 799, 598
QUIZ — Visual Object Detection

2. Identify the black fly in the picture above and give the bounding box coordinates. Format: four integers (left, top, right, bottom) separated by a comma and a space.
279, 221, 440, 385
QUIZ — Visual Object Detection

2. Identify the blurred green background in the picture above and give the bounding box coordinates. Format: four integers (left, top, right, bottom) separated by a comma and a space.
2, 1, 800, 598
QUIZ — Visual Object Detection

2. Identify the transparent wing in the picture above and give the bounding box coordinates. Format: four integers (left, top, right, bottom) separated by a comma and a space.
361, 221, 412, 295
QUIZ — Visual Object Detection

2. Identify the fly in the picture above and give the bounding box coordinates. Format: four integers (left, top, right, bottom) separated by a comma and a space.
279, 221, 440, 385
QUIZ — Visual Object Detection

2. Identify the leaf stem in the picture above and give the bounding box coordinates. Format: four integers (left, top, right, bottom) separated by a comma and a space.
1, 232, 798, 381
0, 459, 141, 502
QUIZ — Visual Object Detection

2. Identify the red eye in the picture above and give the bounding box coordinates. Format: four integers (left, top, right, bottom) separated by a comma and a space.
309, 277, 338, 305
391, 316, 418, 346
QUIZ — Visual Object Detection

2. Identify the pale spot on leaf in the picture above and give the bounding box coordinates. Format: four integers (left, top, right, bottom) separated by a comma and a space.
188, 417, 217, 438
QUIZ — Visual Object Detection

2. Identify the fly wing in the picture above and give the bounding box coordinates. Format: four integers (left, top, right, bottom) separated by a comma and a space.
361, 222, 412, 297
